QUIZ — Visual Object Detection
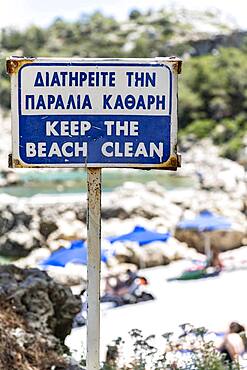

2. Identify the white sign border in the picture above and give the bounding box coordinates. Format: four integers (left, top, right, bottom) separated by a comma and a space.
8, 57, 181, 170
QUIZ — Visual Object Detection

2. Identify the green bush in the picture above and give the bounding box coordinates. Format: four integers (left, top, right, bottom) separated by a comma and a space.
221, 136, 245, 161
182, 119, 215, 139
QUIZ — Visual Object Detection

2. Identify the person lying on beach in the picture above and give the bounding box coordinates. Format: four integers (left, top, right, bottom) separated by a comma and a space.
219, 322, 246, 364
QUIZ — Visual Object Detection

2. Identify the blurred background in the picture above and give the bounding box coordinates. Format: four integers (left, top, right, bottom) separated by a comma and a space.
0, 1, 246, 369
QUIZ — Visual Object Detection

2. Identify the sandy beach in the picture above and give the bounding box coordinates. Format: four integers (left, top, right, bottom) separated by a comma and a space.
66, 261, 247, 361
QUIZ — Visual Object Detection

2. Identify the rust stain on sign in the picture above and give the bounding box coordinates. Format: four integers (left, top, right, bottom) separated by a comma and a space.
9, 155, 181, 170
6, 57, 35, 75
152, 153, 181, 170
132, 153, 181, 171
165, 56, 182, 74
9, 157, 45, 169
172, 60, 182, 74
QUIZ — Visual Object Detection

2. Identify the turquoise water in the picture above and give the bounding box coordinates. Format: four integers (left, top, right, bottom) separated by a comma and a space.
0, 169, 194, 197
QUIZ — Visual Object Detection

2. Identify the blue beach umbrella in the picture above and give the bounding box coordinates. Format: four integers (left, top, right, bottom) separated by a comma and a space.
178, 210, 231, 232
177, 210, 231, 255
42, 239, 112, 267
108, 225, 170, 246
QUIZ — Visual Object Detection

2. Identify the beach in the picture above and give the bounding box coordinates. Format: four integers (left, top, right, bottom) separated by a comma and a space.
66, 262, 247, 362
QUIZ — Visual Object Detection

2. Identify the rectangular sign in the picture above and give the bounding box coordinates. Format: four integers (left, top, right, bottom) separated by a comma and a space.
7, 57, 181, 169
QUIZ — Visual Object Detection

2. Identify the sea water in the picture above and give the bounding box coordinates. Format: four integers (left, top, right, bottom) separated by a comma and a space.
0, 169, 194, 197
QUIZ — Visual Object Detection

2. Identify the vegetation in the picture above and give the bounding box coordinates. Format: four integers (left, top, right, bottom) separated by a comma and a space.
99, 325, 241, 370
180, 48, 247, 159
1, 9, 246, 160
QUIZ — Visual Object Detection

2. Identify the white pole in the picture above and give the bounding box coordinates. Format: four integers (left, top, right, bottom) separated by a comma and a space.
87, 168, 101, 370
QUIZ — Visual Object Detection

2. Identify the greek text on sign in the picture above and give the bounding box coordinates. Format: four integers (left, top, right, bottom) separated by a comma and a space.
7, 57, 181, 169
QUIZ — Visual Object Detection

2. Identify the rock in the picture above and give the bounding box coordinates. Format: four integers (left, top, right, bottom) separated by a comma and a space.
48, 211, 87, 242
45, 263, 87, 287
179, 138, 247, 195
112, 238, 196, 268
111, 242, 134, 264
141, 243, 171, 267
0, 265, 81, 343
0, 177, 7, 186
114, 242, 144, 267
0, 202, 42, 255
113, 240, 169, 268
48, 239, 71, 252
0, 301, 70, 370
220, 245, 247, 268
175, 228, 245, 253
102, 217, 157, 238
0, 264, 82, 370
39, 216, 58, 238
102, 182, 182, 230
5, 170, 21, 185
0, 226, 44, 257
9, 203, 34, 228
15, 247, 51, 268
0, 206, 15, 236
147, 237, 203, 261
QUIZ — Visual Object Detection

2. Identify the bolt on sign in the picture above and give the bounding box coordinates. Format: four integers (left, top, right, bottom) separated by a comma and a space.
7, 57, 182, 169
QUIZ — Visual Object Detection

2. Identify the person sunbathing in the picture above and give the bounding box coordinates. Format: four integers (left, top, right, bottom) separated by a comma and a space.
219, 322, 246, 364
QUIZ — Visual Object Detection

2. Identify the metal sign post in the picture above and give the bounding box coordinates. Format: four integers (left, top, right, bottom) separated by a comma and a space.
7, 57, 182, 370
87, 168, 101, 370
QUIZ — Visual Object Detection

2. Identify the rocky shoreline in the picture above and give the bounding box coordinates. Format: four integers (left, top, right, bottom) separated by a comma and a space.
0, 179, 245, 267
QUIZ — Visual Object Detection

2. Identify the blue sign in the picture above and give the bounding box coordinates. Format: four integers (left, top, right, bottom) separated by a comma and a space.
9, 58, 180, 169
